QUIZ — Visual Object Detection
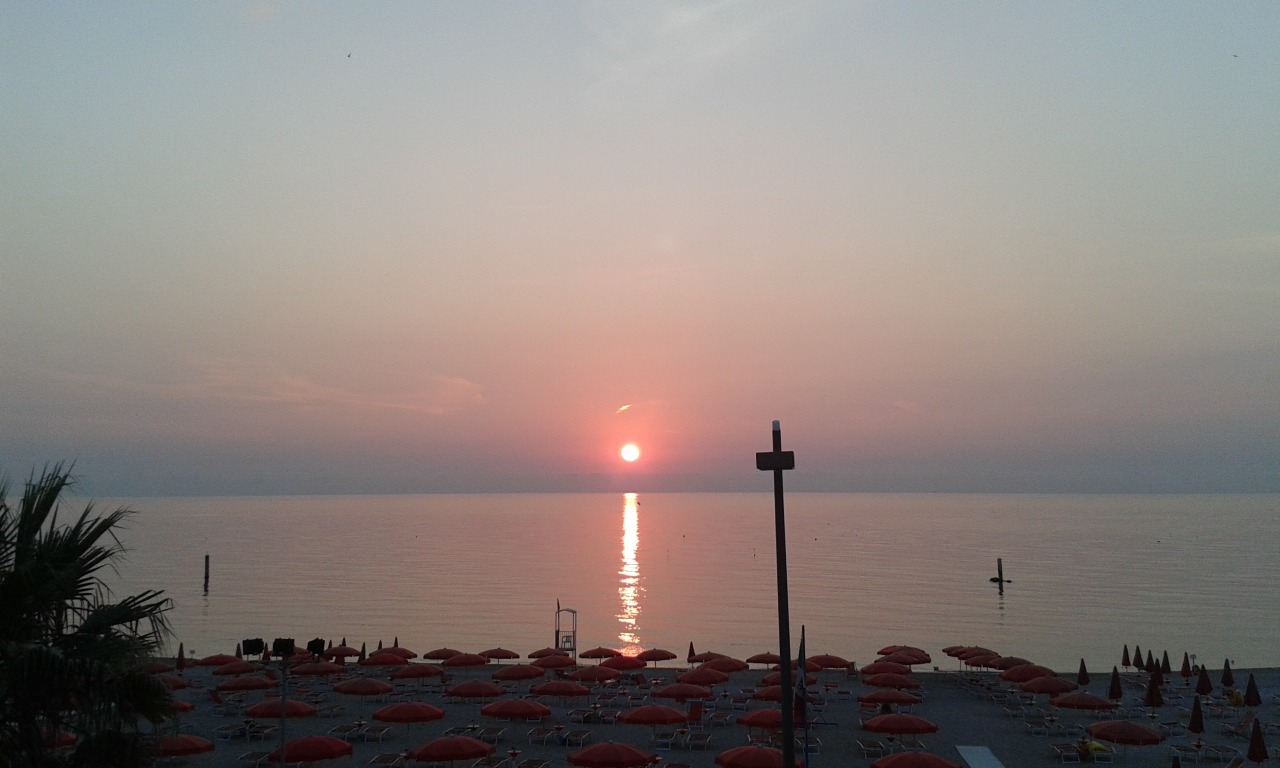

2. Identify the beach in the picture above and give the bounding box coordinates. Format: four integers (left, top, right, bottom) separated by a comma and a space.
155, 649, 1280, 768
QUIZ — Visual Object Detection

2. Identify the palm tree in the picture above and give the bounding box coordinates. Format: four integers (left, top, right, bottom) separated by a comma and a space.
0, 463, 173, 768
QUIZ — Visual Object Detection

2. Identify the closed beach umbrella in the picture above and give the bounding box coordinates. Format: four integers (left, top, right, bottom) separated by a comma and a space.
445, 680, 505, 699
1195, 667, 1213, 696
569, 742, 659, 768
269, 735, 353, 764
602, 655, 647, 671
1049, 692, 1117, 711
864, 673, 921, 690
1086, 720, 1164, 746
1021, 676, 1077, 696
442, 653, 490, 668
1247, 719, 1269, 763
862, 714, 939, 736
571, 666, 621, 683
1161, 651, 1172, 675
870, 753, 963, 768
529, 680, 591, 698
1121, 645, 1131, 670
862, 662, 912, 676
1108, 667, 1124, 701
678, 667, 729, 686
1221, 660, 1235, 689
1000, 664, 1055, 683
244, 699, 317, 718
1077, 659, 1091, 687
1187, 696, 1204, 739
532, 654, 577, 670
373, 701, 446, 725
157, 734, 214, 757
1180, 652, 1193, 681
1244, 674, 1261, 707
481, 698, 551, 721
1143, 674, 1164, 709
636, 648, 677, 665
652, 683, 713, 702
406, 736, 493, 763
481, 648, 519, 661
715, 745, 800, 768
217, 675, 276, 692
579, 646, 623, 660
618, 705, 689, 726
492, 664, 545, 682
393, 664, 446, 681
423, 648, 463, 661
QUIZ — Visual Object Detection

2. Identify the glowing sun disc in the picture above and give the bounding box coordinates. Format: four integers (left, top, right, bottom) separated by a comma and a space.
620, 444, 641, 462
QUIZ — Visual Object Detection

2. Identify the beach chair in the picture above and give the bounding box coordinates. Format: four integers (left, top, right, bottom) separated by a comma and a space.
598, 710, 619, 724
564, 730, 591, 747
857, 740, 885, 759
516, 761, 548, 768
368, 755, 405, 767
215, 724, 244, 741
653, 731, 675, 751
479, 727, 505, 744
328, 724, 359, 739
687, 732, 712, 750
1222, 712, 1255, 738
1051, 743, 1080, 764
239, 751, 271, 767
362, 726, 391, 743
526, 727, 552, 746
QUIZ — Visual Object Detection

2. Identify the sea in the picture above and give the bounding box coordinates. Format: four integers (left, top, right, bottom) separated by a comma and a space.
103, 492, 1279, 672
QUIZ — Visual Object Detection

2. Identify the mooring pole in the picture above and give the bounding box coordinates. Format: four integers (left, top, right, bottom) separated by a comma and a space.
203, 553, 210, 595
757, 420, 796, 768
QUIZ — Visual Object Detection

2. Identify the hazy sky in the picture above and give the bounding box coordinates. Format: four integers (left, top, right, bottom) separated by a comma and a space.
3, 2, 1277, 496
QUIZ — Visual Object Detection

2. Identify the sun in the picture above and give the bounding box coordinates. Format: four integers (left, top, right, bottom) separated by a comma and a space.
620, 443, 641, 462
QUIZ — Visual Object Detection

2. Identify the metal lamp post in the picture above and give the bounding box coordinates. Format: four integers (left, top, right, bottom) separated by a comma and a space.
757, 420, 796, 768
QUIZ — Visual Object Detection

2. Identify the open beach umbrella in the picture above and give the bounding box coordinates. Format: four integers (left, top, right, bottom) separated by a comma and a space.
529, 680, 592, 698
140, 660, 173, 674
962, 654, 1001, 670
1020, 676, 1077, 696
492, 664, 545, 682
1247, 719, 1269, 763
678, 667, 730, 686
989, 656, 1033, 671
858, 689, 923, 707
527, 647, 568, 658
737, 709, 791, 729
636, 648, 677, 665
863, 673, 920, 689
1050, 692, 1117, 711
213, 660, 263, 676
197, 653, 239, 667
701, 656, 750, 673
157, 734, 215, 757
245, 699, 317, 719
217, 675, 276, 692
393, 664, 446, 681
806, 653, 850, 669
269, 735, 353, 764
999, 664, 1055, 683
380, 644, 419, 659
361, 652, 409, 667
442, 653, 490, 668
602, 655, 647, 671
714, 745, 800, 768
166, 697, 195, 714
652, 683, 713, 702
691, 650, 729, 664
761, 671, 816, 686
480, 698, 552, 721
445, 680, 505, 699
423, 648, 463, 661
333, 678, 394, 697
532, 654, 577, 669
879, 651, 928, 666
862, 714, 939, 736
321, 645, 360, 661
750, 685, 787, 702
579, 646, 623, 660
155, 673, 192, 691
571, 665, 621, 683
481, 647, 520, 661
1086, 720, 1164, 746
618, 704, 689, 726
746, 652, 782, 666
870, 753, 963, 768
406, 736, 493, 763
291, 661, 343, 676
569, 742, 659, 768
373, 701, 446, 725
862, 662, 912, 676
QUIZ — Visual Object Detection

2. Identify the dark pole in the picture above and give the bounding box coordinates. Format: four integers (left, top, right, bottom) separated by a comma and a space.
757, 420, 796, 768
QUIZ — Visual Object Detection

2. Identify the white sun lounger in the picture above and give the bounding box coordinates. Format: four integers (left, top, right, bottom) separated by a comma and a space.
956, 746, 1007, 768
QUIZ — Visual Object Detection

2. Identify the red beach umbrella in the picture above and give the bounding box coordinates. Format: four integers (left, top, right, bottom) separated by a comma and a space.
858, 690, 923, 707
636, 648, 677, 664
528, 647, 569, 659
1108, 667, 1124, 701
806, 653, 850, 669
602, 655, 647, 671
321, 645, 360, 661
444, 680, 505, 699
166, 698, 196, 713
989, 657, 1033, 671
361, 652, 409, 667
244, 699, 317, 718
423, 648, 463, 661
1049, 692, 1117, 711
862, 662, 912, 676
760, 671, 816, 686
1222, 660, 1235, 689
618, 705, 689, 726
480, 698, 552, 721
217, 675, 276, 692
751, 685, 787, 702
373, 701, 446, 724
1077, 659, 1091, 687
862, 714, 939, 736
701, 657, 750, 673
529, 680, 592, 698
715, 745, 801, 768
1020, 677, 1078, 695
878, 652, 926, 666
999, 664, 1055, 683
213, 660, 263, 676
442, 653, 490, 668
1086, 720, 1164, 746
333, 678, 394, 697
1247, 719, 1269, 764
481, 648, 520, 661
1195, 666, 1213, 696
157, 734, 215, 757
879, 645, 925, 656
571, 666, 621, 683
1180, 652, 1193, 681
1244, 674, 1262, 707
492, 664, 545, 682
962, 654, 1001, 669
291, 661, 344, 676
678, 667, 730, 686
197, 653, 239, 667
393, 664, 446, 680
870, 753, 962, 768
652, 683, 713, 702
746, 652, 782, 666
579, 646, 623, 660
381, 645, 419, 659
176, 643, 186, 671
406, 736, 493, 763
568, 742, 659, 768
532, 654, 576, 669
690, 650, 728, 664
155, 673, 192, 691
1188, 696, 1204, 737
269, 735, 353, 764
863, 673, 921, 690
737, 709, 789, 729
140, 660, 173, 674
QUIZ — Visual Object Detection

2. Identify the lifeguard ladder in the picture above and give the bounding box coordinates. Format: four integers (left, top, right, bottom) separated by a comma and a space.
555, 604, 577, 658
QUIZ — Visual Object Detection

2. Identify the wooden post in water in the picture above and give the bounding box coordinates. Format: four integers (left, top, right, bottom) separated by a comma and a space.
203, 554, 210, 594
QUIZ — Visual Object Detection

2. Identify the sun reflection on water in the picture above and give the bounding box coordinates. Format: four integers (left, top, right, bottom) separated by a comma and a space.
617, 492, 642, 653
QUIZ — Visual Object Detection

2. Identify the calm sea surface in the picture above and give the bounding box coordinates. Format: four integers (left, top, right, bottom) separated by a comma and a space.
104, 493, 1279, 671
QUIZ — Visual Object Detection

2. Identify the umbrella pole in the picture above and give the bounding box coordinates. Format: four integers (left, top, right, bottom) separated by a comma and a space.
757, 421, 796, 768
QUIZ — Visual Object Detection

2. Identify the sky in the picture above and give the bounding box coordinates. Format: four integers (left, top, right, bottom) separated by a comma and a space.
2, 2, 1277, 496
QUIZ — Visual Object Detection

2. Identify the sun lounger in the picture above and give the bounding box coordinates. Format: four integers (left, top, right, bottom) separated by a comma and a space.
687, 732, 712, 750
478, 727, 505, 744
1051, 744, 1081, 764
328, 725, 359, 739
564, 730, 591, 747
362, 726, 391, 743
956, 746, 1009, 768
857, 740, 884, 759
368, 755, 404, 767
239, 751, 271, 767
516, 761, 548, 768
